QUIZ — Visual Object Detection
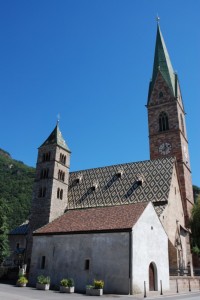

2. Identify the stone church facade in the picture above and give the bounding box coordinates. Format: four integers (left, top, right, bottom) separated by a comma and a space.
9, 23, 194, 294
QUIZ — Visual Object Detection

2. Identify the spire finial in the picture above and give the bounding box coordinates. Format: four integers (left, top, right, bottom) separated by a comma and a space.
57, 113, 60, 125
156, 15, 160, 24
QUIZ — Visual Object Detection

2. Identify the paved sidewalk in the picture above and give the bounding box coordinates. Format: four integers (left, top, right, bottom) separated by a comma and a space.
0, 283, 200, 300
134, 289, 200, 299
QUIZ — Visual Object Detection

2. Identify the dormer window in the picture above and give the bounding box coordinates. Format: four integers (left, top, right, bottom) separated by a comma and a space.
75, 174, 83, 184
116, 169, 123, 178
159, 111, 169, 131
91, 181, 98, 191
136, 174, 144, 186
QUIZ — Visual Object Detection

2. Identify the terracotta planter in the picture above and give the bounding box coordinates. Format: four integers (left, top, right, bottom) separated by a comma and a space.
60, 286, 75, 293
36, 283, 50, 290
86, 288, 103, 296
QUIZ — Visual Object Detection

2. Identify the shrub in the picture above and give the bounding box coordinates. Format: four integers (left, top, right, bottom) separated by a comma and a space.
86, 285, 94, 290
60, 278, 74, 287
60, 278, 68, 287
94, 280, 104, 289
37, 275, 50, 284
17, 276, 28, 284
67, 278, 74, 287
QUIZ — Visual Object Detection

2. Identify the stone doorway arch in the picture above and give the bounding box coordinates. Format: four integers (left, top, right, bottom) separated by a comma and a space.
149, 262, 157, 291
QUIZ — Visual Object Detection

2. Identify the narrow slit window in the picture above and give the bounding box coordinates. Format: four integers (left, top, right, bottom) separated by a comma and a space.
85, 259, 90, 270
41, 256, 46, 269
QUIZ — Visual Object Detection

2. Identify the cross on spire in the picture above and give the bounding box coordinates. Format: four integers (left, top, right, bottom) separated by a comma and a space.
156, 15, 160, 24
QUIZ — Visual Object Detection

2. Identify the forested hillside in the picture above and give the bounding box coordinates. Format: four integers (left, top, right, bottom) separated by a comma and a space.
0, 149, 35, 230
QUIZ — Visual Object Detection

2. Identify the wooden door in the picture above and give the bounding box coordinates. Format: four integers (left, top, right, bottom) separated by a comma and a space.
149, 263, 155, 291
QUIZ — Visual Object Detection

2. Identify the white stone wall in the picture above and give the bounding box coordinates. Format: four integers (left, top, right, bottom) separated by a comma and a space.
29, 232, 130, 294
131, 202, 169, 294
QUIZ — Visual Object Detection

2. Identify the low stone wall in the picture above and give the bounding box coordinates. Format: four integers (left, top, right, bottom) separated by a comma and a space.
170, 277, 200, 293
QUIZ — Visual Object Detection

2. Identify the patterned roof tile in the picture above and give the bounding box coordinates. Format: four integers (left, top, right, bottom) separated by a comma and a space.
68, 157, 175, 210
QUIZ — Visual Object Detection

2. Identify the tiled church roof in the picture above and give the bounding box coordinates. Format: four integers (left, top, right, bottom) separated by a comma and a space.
67, 157, 175, 216
34, 202, 148, 235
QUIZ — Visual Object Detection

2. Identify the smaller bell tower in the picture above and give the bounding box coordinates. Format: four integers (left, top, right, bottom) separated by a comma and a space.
26, 122, 70, 265
29, 122, 71, 232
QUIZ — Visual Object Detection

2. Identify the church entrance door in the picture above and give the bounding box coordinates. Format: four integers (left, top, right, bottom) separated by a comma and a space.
149, 262, 156, 291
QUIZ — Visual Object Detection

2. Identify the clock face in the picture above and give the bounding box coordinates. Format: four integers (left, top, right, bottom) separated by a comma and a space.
159, 142, 172, 155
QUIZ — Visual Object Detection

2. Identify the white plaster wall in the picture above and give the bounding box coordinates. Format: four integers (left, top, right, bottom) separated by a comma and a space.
132, 203, 169, 294
30, 232, 130, 294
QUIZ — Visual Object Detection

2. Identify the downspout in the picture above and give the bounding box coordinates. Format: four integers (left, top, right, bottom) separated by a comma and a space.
129, 230, 133, 295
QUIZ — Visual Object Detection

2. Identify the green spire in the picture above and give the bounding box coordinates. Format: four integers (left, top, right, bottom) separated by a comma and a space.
40, 123, 70, 152
149, 24, 176, 98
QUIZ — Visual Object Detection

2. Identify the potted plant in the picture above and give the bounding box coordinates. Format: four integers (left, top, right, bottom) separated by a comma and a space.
16, 275, 28, 287
60, 278, 75, 293
86, 280, 104, 296
36, 275, 50, 290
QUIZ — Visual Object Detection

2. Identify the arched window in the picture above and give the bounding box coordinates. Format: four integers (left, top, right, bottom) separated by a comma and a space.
57, 188, 60, 199
159, 112, 169, 132
180, 114, 185, 135
42, 152, 51, 162
38, 187, 46, 198
57, 188, 63, 199
58, 170, 65, 182
159, 91, 163, 98
60, 153, 66, 165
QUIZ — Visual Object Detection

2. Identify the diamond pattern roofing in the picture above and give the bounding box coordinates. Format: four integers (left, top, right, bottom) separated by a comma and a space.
67, 157, 175, 216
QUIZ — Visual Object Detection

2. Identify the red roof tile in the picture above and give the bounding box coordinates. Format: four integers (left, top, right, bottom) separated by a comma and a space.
34, 202, 149, 235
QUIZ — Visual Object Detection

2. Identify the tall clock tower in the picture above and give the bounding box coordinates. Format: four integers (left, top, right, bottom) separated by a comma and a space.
147, 23, 194, 225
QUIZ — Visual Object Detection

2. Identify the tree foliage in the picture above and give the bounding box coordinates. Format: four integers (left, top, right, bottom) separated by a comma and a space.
193, 185, 200, 204
0, 149, 35, 231
0, 198, 10, 263
190, 194, 200, 254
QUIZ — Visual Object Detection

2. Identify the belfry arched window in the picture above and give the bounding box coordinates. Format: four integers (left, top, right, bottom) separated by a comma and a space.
180, 114, 185, 135
159, 111, 169, 132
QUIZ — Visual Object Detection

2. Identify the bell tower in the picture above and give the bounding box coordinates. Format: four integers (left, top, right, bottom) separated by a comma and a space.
147, 23, 194, 225
26, 122, 71, 265
30, 122, 71, 232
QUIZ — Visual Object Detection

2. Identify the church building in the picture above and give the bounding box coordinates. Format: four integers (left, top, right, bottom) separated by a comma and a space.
10, 23, 194, 294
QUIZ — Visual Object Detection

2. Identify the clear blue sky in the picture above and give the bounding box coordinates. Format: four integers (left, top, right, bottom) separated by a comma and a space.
0, 1, 199, 186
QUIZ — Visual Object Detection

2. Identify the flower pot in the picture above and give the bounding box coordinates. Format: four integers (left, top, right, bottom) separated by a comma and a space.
16, 282, 27, 287
36, 283, 50, 290
60, 286, 75, 293
86, 288, 103, 296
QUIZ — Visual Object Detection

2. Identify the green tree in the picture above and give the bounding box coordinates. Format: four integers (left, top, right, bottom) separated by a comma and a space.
190, 194, 200, 255
193, 185, 200, 204
0, 198, 10, 263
